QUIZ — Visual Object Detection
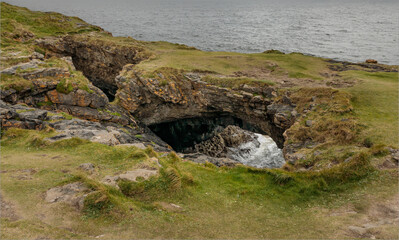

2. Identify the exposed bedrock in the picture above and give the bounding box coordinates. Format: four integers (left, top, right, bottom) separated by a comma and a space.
0, 100, 169, 150
35, 37, 297, 156
37, 34, 150, 100
115, 66, 298, 148
0, 58, 131, 125
36, 36, 295, 150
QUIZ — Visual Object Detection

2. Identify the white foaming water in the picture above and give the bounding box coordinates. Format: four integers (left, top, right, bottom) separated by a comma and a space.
227, 133, 285, 169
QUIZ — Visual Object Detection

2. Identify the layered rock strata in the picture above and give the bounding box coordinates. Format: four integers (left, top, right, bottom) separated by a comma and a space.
115, 66, 297, 148
36, 34, 150, 99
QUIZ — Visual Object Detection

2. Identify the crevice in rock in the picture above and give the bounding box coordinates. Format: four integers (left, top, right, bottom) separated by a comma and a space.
68, 55, 118, 102
38, 35, 150, 102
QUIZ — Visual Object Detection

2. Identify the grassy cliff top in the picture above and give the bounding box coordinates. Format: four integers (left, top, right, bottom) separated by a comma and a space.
0, 2, 102, 42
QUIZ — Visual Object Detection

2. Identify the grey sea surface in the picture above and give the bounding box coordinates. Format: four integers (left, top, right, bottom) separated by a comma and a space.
6, 0, 399, 64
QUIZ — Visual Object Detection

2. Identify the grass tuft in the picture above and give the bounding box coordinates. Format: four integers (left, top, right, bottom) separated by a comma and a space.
267, 170, 294, 185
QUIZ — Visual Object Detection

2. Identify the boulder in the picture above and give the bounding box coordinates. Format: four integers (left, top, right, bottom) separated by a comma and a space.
118, 169, 158, 182
30, 52, 45, 60
390, 148, 399, 163
45, 182, 91, 210
266, 103, 296, 129
348, 226, 367, 236
46, 88, 108, 109
365, 59, 378, 64
102, 169, 158, 189
78, 163, 95, 174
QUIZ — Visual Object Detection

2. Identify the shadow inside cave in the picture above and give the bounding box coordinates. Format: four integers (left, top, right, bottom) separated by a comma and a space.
148, 114, 265, 153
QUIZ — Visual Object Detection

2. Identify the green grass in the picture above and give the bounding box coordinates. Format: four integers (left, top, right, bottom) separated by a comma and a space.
55, 70, 93, 94
201, 75, 275, 89
0, 74, 33, 91
0, 2, 101, 41
1, 128, 397, 239
136, 41, 328, 81
343, 71, 399, 147
56, 78, 74, 94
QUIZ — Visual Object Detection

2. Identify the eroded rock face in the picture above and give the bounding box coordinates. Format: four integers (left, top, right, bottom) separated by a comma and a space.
115, 67, 296, 147
37, 34, 150, 99
0, 60, 136, 125
0, 100, 50, 130
46, 88, 108, 109
0, 55, 132, 124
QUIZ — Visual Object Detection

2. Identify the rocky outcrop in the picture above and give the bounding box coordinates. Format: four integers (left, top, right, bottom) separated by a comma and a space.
0, 56, 136, 125
45, 182, 91, 210
37, 33, 151, 99
327, 59, 397, 72
115, 67, 296, 147
194, 125, 252, 158
102, 168, 159, 189
78, 163, 96, 174
0, 100, 169, 148
0, 100, 50, 130
365, 59, 378, 64
47, 119, 133, 145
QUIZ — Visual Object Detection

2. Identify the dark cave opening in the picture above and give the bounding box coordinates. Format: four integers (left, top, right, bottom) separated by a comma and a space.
148, 115, 265, 152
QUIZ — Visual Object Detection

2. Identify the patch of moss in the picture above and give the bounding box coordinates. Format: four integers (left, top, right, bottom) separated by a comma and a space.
34, 46, 46, 55
60, 112, 73, 120
128, 150, 148, 160
83, 191, 113, 218
55, 70, 93, 94
56, 78, 74, 94
1, 57, 30, 68
36, 101, 53, 107
0, 74, 33, 92
78, 84, 94, 94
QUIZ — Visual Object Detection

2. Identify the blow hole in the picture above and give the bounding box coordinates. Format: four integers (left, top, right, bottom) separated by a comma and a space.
149, 115, 267, 152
